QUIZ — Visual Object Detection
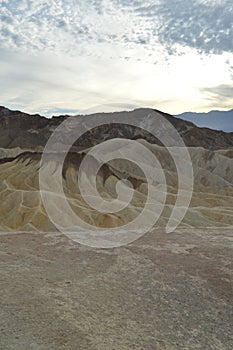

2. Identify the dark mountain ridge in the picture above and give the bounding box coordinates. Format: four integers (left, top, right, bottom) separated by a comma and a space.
0, 106, 233, 151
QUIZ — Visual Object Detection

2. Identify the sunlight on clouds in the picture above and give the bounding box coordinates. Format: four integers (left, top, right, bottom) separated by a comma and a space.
1, 46, 231, 116
0, 0, 232, 114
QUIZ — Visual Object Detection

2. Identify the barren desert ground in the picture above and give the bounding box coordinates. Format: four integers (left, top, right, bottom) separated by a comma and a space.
0, 228, 232, 350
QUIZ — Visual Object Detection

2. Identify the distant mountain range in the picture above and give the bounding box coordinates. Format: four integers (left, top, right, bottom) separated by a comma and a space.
176, 109, 233, 132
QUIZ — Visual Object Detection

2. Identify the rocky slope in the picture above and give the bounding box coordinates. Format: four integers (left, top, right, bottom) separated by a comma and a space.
0, 106, 232, 234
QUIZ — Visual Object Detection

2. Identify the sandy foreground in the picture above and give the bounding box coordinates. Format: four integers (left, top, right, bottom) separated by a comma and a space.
0, 228, 232, 350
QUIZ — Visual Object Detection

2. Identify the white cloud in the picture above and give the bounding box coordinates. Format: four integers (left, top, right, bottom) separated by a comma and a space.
0, 0, 232, 115
1, 0, 231, 55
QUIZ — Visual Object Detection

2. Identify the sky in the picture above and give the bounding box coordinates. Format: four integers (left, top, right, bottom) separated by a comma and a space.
0, 0, 233, 117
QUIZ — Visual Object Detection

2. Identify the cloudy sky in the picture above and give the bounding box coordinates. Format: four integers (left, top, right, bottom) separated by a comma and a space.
0, 0, 233, 116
